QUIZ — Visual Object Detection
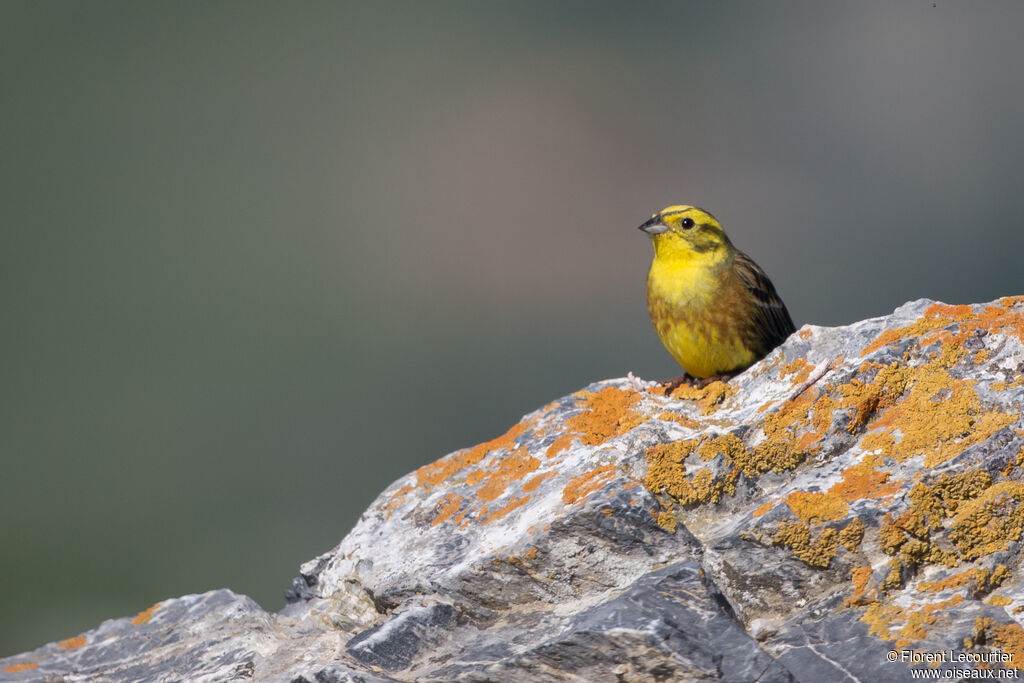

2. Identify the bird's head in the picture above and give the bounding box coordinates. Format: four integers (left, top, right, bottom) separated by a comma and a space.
638, 205, 732, 261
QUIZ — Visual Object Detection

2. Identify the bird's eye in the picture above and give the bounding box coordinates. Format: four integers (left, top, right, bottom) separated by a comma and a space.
680, 218, 695, 229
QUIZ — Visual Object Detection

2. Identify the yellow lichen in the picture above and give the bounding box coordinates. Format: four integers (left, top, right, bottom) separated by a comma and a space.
839, 517, 865, 552
949, 481, 1024, 560
884, 558, 904, 590
772, 521, 839, 568
991, 564, 1012, 588
862, 602, 901, 640
832, 456, 902, 501
655, 509, 677, 533
644, 440, 737, 507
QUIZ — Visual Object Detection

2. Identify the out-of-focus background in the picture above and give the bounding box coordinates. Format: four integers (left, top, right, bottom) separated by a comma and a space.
3, 1, 1023, 656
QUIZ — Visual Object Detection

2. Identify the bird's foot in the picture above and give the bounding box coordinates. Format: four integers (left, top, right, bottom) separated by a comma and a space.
694, 372, 739, 388
659, 372, 738, 394
658, 374, 695, 394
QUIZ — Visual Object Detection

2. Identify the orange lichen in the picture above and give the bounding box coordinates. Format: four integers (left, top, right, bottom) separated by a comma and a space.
656, 411, 701, 429
798, 328, 813, 340
131, 602, 161, 625
752, 501, 773, 517
480, 495, 530, 525
754, 350, 786, 376
918, 568, 989, 593
540, 387, 649, 464
522, 471, 556, 492
862, 595, 965, 648
863, 300, 1024, 363
988, 594, 1012, 607
780, 358, 815, 386
784, 458, 902, 528
562, 465, 617, 505
471, 447, 540, 502
990, 622, 1024, 670
545, 433, 576, 459
566, 387, 644, 445
57, 636, 86, 650
831, 457, 902, 501
431, 493, 464, 526
861, 303, 974, 357
846, 566, 876, 606
416, 420, 531, 487
524, 546, 538, 560
699, 381, 736, 413
663, 380, 737, 415
785, 490, 848, 523
383, 484, 415, 519
2, 662, 38, 673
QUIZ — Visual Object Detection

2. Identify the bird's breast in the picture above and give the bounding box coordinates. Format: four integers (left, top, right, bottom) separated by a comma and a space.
645, 258, 757, 378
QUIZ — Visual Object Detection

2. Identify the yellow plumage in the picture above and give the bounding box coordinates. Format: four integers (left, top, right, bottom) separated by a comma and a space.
639, 205, 795, 383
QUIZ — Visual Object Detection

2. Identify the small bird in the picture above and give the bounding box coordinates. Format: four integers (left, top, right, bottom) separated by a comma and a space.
639, 205, 795, 389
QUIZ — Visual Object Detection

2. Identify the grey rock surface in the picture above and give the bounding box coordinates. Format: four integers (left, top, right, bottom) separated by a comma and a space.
4, 297, 1024, 682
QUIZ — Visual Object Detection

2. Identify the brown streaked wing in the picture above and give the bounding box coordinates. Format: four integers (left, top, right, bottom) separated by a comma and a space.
733, 250, 797, 353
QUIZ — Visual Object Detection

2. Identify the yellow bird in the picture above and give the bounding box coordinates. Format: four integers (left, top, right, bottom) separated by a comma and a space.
639, 205, 795, 388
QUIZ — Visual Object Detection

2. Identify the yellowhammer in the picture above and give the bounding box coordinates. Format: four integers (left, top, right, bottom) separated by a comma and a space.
639, 205, 795, 389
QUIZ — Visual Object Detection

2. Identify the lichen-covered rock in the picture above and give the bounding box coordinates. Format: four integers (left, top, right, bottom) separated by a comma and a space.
4, 297, 1024, 682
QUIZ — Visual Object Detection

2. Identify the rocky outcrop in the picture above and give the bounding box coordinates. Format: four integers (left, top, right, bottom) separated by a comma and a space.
4, 297, 1024, 682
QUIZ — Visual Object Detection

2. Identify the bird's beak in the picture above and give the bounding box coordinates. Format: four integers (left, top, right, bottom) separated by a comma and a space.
638, 216, 669, 235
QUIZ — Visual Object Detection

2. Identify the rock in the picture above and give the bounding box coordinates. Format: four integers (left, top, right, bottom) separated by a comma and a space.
3, 296, 1024, 682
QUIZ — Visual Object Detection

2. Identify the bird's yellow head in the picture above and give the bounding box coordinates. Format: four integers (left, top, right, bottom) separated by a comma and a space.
638, 205, 732, 262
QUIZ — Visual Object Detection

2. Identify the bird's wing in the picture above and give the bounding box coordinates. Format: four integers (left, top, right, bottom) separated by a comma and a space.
733, 250, 797, 351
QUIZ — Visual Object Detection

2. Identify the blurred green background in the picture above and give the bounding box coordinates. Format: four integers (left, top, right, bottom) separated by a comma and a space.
3, 1, 1023, 656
